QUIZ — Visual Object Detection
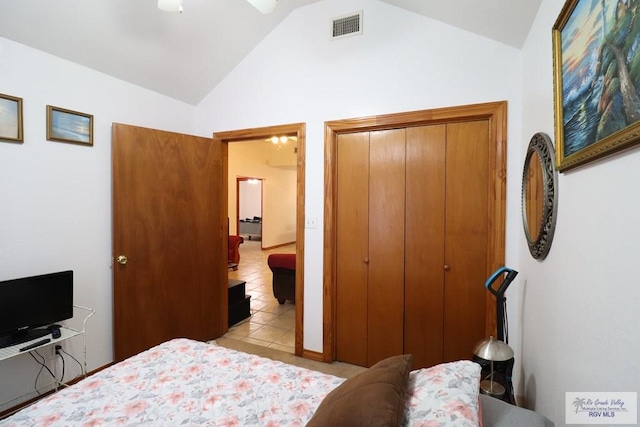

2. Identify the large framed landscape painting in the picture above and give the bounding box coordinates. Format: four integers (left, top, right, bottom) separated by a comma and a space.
553, 0, 640, 171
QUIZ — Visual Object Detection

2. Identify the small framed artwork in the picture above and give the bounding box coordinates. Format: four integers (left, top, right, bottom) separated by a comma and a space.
47, 105, 93, 146
553, 0, 640, 171
0, 93, 24, 143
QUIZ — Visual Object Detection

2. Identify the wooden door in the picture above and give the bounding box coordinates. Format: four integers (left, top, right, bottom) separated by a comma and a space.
443, 120, 490, 362
335, 132, 369, 367
404, 124, 447, 369
112, 123, 226, 362
335, 129, 405, 367
367, 129, 405, 366
325, 102, 507, 365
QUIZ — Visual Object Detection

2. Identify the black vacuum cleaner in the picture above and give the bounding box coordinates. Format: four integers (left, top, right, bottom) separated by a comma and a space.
472, 267, 518, 405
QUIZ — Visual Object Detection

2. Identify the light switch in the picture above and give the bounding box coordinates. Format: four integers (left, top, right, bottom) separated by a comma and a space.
305, 216, 317, 229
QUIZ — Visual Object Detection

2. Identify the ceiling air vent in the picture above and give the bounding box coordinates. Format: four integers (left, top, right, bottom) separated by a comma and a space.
332, 11, 363, 39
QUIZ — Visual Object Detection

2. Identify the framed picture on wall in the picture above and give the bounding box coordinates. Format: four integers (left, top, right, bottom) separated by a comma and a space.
47, 105, 93, 146
553, 0, 640, 171
0, 93, 24, 143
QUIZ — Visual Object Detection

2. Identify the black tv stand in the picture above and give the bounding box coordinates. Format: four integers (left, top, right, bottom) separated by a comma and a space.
0, 328, 50, 350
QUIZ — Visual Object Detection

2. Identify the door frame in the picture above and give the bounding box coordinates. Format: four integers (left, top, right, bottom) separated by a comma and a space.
213, 123, 306, 356
323, 101, 508, 362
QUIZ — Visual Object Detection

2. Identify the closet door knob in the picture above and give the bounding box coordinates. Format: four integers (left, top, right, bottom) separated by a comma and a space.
117, 255, 128, 265
364, 257, 369, 264
443, 264, 450, 271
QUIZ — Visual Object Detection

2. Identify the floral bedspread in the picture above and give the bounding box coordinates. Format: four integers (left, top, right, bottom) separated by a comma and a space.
1, 338, 344, 426
2, 339, 481, 426
404, 360, 481, 427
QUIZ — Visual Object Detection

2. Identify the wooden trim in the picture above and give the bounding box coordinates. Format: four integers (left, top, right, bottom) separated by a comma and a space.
214, 124, 301, 142
261, 241, 296, 251
302, 349, 325, 362
323, 122, 338, 362
214, 123, 306, 357
236, 179, 240, 235
220, 139, 229, 334
485, 101, 508, 337
325, 101, 507, 132
323, 101, 508, 362
294, 125, 306, 358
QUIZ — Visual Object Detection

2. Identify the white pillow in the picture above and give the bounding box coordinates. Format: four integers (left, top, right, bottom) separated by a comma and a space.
403, 360, 481, 427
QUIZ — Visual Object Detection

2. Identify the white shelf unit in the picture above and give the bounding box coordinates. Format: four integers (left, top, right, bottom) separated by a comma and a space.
239, 220, 262, 240
0, 305, 95, 410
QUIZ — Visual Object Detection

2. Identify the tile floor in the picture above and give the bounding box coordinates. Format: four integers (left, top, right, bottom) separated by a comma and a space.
225, 239, 296, 353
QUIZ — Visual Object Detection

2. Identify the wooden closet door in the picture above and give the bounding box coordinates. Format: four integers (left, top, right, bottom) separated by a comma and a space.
443, 120, 490, 362
404, 124, 446, 369
367, 129, 406, 366
336, 132, 370, 367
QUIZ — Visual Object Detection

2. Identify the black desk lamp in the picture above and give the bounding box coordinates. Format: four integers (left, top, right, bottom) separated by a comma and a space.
474, 336, 514, 398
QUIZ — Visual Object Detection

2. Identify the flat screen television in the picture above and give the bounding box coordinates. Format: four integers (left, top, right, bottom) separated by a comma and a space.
0, 270, 74, 349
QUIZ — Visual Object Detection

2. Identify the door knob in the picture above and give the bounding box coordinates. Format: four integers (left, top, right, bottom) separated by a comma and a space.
443, 264, 450, 271
116, 255, 128, 265
364, 257, 369, 264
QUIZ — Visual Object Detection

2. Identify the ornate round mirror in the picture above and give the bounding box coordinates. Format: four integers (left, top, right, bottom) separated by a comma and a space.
522, 132, 558, 260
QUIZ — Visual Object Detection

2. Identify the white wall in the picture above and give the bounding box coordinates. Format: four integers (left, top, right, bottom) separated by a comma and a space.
518, 0, 640, 423
228, 141, 296, 247
239, 180, 262, 220
197, 0, 524, 362
0, 36, 198, 409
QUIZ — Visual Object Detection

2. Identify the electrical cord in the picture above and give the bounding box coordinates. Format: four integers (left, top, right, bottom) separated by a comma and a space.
57, 349, 66, 383
503, 299, 509, 344
29, 351, 46, 394
29, 350, 58, 394
59, 347, 83, 379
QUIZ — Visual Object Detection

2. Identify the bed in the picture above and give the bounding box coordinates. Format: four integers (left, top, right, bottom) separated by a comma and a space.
0, 338, 552, 426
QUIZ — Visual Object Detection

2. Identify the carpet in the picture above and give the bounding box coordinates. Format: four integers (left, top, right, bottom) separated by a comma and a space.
212, 336, 367, 379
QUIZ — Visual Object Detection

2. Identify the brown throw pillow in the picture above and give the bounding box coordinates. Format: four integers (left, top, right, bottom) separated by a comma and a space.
306, 354, 413, 427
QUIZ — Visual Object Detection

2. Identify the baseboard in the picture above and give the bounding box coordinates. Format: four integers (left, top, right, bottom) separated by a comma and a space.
302, 348, 324, 362
261, 241, 296, 251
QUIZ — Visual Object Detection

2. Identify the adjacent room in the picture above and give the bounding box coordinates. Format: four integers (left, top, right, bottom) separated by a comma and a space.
226, 138, 297, 353
1, 0, 640, 425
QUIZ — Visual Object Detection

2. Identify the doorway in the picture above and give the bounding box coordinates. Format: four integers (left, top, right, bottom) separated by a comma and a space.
237, 177, 263, 243
214, 123, 306, 357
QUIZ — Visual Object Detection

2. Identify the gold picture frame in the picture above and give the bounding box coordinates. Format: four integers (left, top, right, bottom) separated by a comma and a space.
553, 0, 640, 172
0, 93, 24, 143
47, 105, 93, 146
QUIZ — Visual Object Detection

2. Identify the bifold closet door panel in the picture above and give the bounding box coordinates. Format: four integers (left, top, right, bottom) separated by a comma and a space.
335, 132, 370, 367
443, 120, 490, 362
367, 128, 406, 366
404, 124, 446, 369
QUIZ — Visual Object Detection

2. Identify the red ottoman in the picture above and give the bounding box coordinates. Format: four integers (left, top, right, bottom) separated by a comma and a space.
267, 253, 296, 304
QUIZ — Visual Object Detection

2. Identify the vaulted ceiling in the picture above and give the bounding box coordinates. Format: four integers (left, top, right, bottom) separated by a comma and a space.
0, 0, 542, 105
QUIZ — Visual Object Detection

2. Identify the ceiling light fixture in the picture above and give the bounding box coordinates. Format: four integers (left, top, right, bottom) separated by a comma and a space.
270, 136, 289, 144
247, 0, 278, 14
267, 135, 294, 150
157, 0, 183, 13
